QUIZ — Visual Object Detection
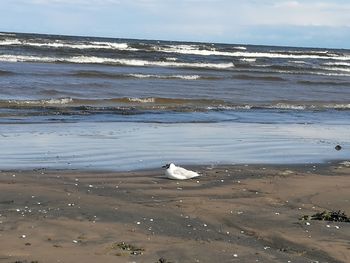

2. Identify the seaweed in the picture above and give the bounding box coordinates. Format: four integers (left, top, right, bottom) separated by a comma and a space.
300, 210, 350, 222
111, 242, 145, 256
156, 258, 173, 263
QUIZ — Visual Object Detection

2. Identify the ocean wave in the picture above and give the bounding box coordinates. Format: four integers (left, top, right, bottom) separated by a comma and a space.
6, 98, 73, 106
298, 80, 350, 86
2, 98, 350, 112
0, 38, 136, 51
266, 103, 307, 110
72, 71, 203, 80
274, 50, 330, 56
155, 44, 236, 57
233, 74, 286, 81
0, 70, 13, 76
234, 46, 247, 50
323, 62, 350, 67
128, 74, 201, 80
321, 67, 350, 73
0, 33, 17, 36
0, 54, 235, 69
324, 103, 350, 109
165, 57, 178, 61
145, 43, 350, 61
229, 51, 350, 61
290, 60, 309, 64
26, 41, 136, 51
240, 58, 256, 62
128, 97, 156, 103
0, 39, 21, 45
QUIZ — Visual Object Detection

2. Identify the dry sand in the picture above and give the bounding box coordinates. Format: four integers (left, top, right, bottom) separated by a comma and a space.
0, 162, 349, 263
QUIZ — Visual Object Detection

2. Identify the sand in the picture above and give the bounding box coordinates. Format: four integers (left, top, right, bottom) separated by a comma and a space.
0, 162, 349, 263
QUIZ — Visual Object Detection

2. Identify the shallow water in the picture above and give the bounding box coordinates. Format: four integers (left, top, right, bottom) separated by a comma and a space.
0, 122, 349, 171
0, 32, 349, 170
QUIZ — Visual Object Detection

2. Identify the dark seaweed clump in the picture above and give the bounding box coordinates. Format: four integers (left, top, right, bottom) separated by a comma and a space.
300, 210, 350, 222
112, 241, 145, 255
156, 258, 173, 263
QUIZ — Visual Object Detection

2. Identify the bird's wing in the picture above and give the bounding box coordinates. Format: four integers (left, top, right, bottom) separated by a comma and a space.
174, 166, 199, 178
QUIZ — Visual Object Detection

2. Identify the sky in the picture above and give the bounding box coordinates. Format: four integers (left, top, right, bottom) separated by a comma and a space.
1, 0, 350, 48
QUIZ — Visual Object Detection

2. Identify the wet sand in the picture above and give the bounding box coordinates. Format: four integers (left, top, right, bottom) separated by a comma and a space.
0, 162, 349, 263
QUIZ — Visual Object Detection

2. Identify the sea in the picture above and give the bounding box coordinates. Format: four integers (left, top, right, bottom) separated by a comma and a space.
0, 32, 349, 171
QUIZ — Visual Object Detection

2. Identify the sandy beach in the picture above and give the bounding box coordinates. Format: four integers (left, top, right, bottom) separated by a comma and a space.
0, 162, 349, 263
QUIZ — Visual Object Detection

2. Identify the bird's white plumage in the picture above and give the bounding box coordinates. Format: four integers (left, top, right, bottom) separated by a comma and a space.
164, 163, 200, 180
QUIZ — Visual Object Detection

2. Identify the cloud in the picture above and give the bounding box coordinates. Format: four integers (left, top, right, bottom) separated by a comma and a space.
1, 0, 350, 47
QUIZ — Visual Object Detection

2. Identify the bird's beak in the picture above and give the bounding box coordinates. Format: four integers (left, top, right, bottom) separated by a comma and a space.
162, 165, 167, 168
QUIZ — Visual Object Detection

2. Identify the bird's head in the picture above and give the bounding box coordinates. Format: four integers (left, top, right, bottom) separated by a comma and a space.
162, 163, 173, 169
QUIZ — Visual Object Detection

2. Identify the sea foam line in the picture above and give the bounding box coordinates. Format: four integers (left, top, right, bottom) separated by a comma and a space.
150, 44, 350, 61
0, 39, 136, 51
128, 74, 201, 80
0, 54, 235, 69
7, 98, 73, 105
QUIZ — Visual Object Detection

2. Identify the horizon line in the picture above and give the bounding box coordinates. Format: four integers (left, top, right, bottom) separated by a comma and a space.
1, 30, 349, 51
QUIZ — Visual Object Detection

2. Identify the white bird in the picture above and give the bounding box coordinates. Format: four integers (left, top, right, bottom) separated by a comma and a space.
162, 163, 200, 180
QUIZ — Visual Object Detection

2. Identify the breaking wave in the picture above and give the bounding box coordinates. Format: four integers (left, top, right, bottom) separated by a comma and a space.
0, 54, 235, 69
2, 98, 350, 112
0, 38, 136, 51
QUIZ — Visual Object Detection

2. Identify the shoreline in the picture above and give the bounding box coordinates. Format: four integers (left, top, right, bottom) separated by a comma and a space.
0, 158, 348, 173
0, 162, 349, 263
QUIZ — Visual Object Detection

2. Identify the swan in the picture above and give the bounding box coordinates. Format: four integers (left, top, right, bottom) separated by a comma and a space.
162, 163, 200, 180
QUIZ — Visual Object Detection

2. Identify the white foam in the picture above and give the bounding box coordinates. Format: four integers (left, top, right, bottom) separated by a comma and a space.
8, 98, 73, 105
325, 104, 350, 109
0, 39, 21, 45
23, 42, 137, 51
323, 62, 350, 67
43, 98, 73, 105
0, 54, 234, 69
321, 67, 350, 73
150, 44, 350, 61
290, 60, 308, 64
128, 74, 200, 80
1, 39, 136, 51
156, 45, 235, 57
165, 57, 178, 61
240, 58, 256, 62
0, 54, 56, 63
0, 33, 16, 36
230, 51, 350, 61
172, 75, 201, 80
269, 103, 306, 110
128, 97, 155, 103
